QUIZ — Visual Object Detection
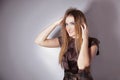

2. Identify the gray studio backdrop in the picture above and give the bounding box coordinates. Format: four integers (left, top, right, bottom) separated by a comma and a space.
0, 0, 120, 80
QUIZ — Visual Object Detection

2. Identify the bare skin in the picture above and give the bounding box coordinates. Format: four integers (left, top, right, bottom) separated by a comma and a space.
77, 24, 98, 70
65, 15, 76, 38
34, 18, 63, 48
34, 16, 98, 70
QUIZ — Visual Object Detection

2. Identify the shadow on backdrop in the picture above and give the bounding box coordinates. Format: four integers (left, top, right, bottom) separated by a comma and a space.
85, 0, 120, 80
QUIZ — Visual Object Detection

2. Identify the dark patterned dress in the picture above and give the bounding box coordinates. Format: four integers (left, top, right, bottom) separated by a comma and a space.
58, 36, 100, 80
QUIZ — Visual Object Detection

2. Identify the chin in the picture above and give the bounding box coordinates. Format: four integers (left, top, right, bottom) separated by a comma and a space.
69, 34, 75, 38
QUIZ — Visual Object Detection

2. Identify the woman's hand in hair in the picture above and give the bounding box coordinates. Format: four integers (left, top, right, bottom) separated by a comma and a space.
54, 17, 63, 26
81, 23, 89, 41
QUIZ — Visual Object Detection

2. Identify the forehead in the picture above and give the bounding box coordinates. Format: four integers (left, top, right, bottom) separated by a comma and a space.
65, 15, 74, 23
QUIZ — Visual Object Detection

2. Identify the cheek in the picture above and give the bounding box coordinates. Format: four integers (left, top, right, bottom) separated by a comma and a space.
72, 26, 76, 32
65, 26, 69, 32
65, 26, 75, 31
72, 27, 76, 34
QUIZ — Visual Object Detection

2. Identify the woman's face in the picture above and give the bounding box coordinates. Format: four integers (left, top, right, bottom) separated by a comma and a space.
65, 15, 76, 38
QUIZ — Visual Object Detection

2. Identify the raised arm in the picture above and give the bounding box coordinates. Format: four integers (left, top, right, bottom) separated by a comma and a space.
77, 24, 98, 70
34, 18, 62, 48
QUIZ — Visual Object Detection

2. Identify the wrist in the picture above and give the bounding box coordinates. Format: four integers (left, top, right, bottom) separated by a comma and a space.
83, 37, 88, 41
54, 22, 60, 27
82, 38, 88, 43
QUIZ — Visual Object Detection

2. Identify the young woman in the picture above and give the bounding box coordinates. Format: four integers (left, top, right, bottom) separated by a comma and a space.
34, 8, 100, 80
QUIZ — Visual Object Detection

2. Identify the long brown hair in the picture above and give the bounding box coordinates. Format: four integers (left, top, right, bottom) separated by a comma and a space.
59, 8, 88, 67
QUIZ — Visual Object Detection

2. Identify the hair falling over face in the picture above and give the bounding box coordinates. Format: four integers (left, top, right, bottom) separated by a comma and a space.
59, 8, 88, 67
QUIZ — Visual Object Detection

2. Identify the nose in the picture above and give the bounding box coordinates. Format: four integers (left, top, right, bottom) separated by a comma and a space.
66, 25, 73, 32
66, 25, 71, 30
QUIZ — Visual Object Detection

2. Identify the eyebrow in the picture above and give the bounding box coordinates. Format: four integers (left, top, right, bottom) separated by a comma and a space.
65, 21, 75, 24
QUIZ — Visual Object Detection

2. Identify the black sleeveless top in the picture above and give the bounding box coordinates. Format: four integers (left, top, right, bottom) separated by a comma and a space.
58, 36, 100, 74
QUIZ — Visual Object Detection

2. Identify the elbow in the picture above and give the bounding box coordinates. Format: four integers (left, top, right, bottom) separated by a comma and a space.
34, 40, 42, 45
77, 62, 90, 70
34, 40, 39, 44
78, 65, 90, 70
78, 66, 86, 70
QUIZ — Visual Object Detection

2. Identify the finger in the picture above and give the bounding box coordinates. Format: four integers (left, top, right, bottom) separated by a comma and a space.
84, 24, 89, 33
81, 24, 84, 29
83, 23, 87, 29
81, 25, 84, 31
81, 26, 84, 34
85, 25, 87, 30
